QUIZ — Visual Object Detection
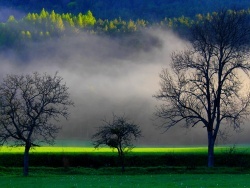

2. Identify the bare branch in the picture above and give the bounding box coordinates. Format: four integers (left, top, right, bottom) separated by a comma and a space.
154, 10, 250, 167
0, 72, 74, 147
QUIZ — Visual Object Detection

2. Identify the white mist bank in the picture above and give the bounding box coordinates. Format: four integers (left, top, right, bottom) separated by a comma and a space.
0, 29, 249, 145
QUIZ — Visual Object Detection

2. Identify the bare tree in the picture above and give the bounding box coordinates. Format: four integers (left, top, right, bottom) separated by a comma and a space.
154, 10, 250, 167
92, 114, 141, 172
0, 72, 73, 176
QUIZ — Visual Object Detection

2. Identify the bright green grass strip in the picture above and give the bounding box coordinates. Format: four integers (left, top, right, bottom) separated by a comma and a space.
0, 174, 250, 188
0, 146, 209, 153
0, 146, 112, 153
1, 146, 246, 154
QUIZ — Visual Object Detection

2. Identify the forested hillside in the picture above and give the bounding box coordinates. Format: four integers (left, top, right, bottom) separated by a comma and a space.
1, 0, 250, 21
1, 8, 250, 51
1, 1, 250, 51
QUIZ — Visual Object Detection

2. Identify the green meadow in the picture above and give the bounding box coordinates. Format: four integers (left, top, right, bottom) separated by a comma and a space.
0, 146, 206, 153
0, 145, 242, 154
0, 166, 250, 188
1, 174, 250, 188
0, 145, 249, 168
0, 146, 250, 187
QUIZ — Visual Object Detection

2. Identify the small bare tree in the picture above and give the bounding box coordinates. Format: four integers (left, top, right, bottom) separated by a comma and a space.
92, 114, 141, 172
154, 10, 250, 167
0, 72, 73, 176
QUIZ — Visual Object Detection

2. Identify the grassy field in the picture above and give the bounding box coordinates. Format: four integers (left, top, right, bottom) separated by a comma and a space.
1, 173, 250, 188
0, 146, 207, 154
1, 145, 249, 168
0, 145, 250, 187
0, 145, 245, 154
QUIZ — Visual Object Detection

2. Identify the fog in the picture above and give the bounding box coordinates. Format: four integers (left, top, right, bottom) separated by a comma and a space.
0, 7, 25, 22
1, 28, 249, 146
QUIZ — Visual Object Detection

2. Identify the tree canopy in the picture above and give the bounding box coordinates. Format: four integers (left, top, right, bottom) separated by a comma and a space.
2, 8, 250, 51
154, 10, 250, 167
1, 0, 250, 21
0, 72, 74, 175
92, 114, 141, 172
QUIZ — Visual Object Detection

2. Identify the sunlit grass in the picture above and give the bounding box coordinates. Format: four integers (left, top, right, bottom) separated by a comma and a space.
0, 146, 104, 153
0, 146, 208, 153
0, 145, 245, 154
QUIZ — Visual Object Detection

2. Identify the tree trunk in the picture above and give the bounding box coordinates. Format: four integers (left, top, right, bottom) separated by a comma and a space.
23, 143, 31, 176
117, 147, 125, 173
121, 154, 125, 173
207, 131, 215, 167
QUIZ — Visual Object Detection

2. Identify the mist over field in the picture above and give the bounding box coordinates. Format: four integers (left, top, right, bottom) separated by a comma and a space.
0, 28, 249, 146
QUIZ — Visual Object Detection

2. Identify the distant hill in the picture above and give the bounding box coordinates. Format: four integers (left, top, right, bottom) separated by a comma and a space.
1, 0, 250, 21
1, 1, 250, 51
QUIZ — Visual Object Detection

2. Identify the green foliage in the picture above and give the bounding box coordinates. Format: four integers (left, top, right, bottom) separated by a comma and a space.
1, 0, 250, 21
0, 9, 97, 47
7, 15, 17, 23
0, 8, 250, 51
0, 7, 185, 48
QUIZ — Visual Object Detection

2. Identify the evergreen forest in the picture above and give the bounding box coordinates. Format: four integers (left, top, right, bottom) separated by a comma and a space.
0, 1, 250, 50
1, 0, 250, 20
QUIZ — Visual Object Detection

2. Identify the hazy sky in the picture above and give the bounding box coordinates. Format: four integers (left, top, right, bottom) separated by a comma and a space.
1, 28, 249, 146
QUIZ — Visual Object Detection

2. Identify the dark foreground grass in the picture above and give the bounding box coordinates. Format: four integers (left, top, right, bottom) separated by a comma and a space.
1, 173, 250, 188
1, 167, 250, 188
1, 166, 250, 176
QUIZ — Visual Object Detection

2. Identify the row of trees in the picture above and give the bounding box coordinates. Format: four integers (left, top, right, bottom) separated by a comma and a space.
0, 72, 142, 176
1, 9, 250, 176
0, 9, 151, 49
1, 0, 250, 21
2, 8, 250, 49
0, 9, 96, 47
23, 9, 96, 31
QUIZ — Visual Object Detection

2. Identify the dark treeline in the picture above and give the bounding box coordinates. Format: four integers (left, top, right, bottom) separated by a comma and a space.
1, 0, 250, 21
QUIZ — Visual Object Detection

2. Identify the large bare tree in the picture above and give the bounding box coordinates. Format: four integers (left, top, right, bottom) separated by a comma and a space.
154, 10, 250, 167
0, 72, 73, 176
92, 114, 141, 172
